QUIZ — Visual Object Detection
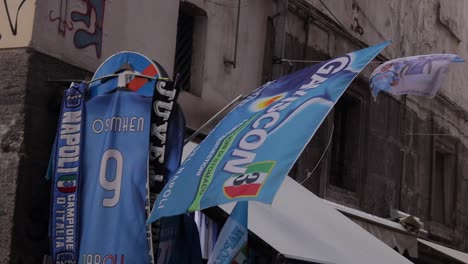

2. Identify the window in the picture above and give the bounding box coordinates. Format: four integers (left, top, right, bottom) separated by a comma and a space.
173, 2, 207, 97
329, 92, 363, 193
431, 149, 456, 225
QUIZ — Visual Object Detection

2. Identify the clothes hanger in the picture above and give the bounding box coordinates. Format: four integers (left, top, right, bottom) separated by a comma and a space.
114, 62, 134, 73
86, 68, 169, 85
47, 63, 170, 86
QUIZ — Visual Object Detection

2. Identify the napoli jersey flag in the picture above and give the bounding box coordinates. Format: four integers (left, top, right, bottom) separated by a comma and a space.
76, 51, 168, 263
370, 53, 464, 98
79, 90, 153, 263
148, 41, 390, 223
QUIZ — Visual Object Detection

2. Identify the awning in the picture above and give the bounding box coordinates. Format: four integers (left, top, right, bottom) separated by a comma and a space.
219, 177, 413, 264
418, 238, 468, 264
182, 141, 412, 263
326, 200, 418, 258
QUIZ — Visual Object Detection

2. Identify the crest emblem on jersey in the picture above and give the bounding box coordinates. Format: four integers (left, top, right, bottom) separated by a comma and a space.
56, 251, 75, 262
65, 87, 83, 108
57, 175, 77, 193
223, 161, 275, 199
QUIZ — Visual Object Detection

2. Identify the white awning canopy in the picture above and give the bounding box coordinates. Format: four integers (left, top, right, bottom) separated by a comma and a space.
418, 238, 468, 263
219, 177, 413, 264
326, 200, 419, 258
183, 141, 412, 263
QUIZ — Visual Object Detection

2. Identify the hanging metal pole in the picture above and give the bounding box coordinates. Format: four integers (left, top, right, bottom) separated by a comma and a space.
184, 94, 245, 145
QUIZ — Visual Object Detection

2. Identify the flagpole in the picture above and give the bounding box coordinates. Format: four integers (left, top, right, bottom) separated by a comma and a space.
184, 94, 245, 145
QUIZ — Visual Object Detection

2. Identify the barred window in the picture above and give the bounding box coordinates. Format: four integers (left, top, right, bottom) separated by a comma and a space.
174, 2, 207, 97
329, 91, 364, 193
431, 148, 456, 226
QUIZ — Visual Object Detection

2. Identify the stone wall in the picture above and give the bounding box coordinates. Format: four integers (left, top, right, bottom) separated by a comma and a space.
0, 48, 89, 263
282, 0, 468, 252
0, 48, 28, 264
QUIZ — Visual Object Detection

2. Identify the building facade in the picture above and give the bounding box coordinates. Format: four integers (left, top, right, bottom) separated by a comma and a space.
283, 0, 468, 254
0, 0, 467, 263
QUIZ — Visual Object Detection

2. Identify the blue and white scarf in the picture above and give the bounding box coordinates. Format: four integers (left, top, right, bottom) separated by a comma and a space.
50, 82, 86, 263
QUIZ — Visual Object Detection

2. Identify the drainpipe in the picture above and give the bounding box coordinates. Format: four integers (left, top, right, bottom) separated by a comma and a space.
272, 0, 288, 79
224, 0, 241, 68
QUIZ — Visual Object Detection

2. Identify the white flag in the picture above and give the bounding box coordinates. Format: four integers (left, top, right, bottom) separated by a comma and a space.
370, 54, 463, 98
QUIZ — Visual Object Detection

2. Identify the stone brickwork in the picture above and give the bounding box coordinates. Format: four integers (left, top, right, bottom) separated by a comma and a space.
0, 48, 89, 263
283, 2, 468, 253
0, 48, 28, 264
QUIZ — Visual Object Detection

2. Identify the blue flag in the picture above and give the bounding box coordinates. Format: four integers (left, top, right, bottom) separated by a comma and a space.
148, 41, 390, 223
156, 104, 203, 264
208, 202, 248, 264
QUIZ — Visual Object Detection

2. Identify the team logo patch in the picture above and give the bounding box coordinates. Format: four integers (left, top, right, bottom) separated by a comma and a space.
55, 251, 75, 264
57, 175, 77, 193
65, 88, 82, 108
223, 161, 275, 199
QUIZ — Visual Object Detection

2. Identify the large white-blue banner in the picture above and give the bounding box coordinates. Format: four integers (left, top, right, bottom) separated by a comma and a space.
148, 41, 390, 223
370, 54, 463, 98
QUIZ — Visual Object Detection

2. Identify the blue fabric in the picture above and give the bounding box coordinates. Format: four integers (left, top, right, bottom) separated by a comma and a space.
78, 90, 153, 263
48, 52, 169, 263
157, 214, 203, 264
50, 82, 86, 263
45, 136, 56, 181
208, 202, 248, 264
88, 52, 163, 99
156, 104, 203, 264
164, 104, 186, 184
148, 41, 390, 223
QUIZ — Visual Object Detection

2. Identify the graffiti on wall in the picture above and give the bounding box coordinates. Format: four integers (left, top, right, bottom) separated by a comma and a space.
48, 0, 73, 37
1, 0, 27, 40
72, 0, 105, 58
351, 1, 364, 36
49, 0, 105, 58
